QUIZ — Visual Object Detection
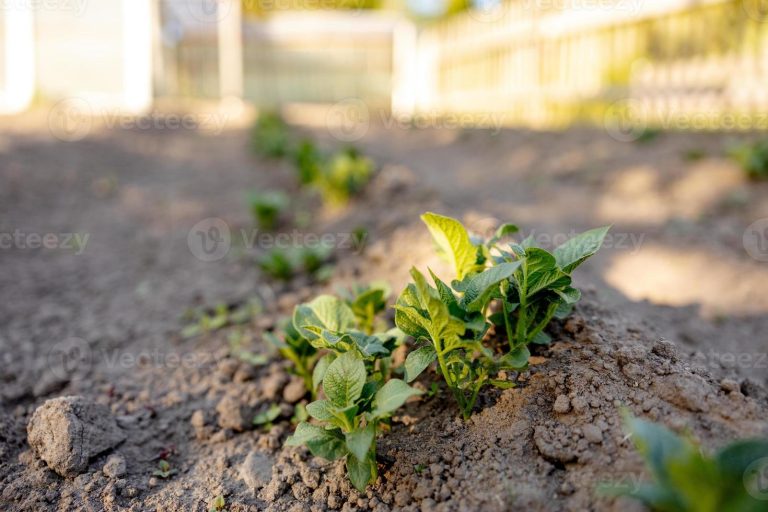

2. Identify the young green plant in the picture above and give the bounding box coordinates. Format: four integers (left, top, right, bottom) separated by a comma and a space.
286, 351, 421, 491
603, 414, 768, 512
251, 111, 291, 158
247, 190, 288, 231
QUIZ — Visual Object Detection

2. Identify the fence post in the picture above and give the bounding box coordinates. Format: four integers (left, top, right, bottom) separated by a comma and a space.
218, 0, 244, 101
0, 4, 35, 114
391, 20, 419, 119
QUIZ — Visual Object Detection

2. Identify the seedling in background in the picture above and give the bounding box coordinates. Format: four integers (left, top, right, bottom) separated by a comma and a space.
286, 351, 422, 491
264, 318, 318, 396
153, 459, 176, 479
602, 414, 768, 512
227, 329, 269, 366
208, 495, 226, 512
315, 147, 375, 206
247, 190, 288, 231
257, 244, 334, 283
728, 139, 768, 180
253, 403, 282, 430
181, 299, 261, 339
292, 139, 322, 185
251, 112, 291, 158
338, 281, 391, 335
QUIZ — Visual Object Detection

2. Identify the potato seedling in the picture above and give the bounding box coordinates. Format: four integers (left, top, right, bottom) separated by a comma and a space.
314, 147, 375, 206
729, 139, 768, 180
208, 495, 226, 512
251, 111, 291, 158
292, 139, 322, 185
181, 299, 261, 339
153, 459, 176, 479
253, 403, 282, 429
286, 351, 421, 491
339, 281, 391, 335
396, 213, 608, 418
247, 190, 288, 231
264, 318, 318, 396
604, 415, 768, 511
266, 287, 396, 398
257, 244, 334, 282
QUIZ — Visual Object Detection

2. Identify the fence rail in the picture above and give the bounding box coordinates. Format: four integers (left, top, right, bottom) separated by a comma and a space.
415, 0, 768, 128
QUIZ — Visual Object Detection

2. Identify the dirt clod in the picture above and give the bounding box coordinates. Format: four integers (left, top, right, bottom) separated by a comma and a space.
27, 396, 126, 477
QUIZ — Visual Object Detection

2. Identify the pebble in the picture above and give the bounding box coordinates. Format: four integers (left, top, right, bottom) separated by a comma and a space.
553, 395, 571, 414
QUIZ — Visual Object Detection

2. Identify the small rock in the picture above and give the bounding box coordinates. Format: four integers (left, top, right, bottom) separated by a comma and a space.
394, 489, 411, 507
27, 396, 126, 477
622, 363, 644, 381
216, 394, 252, 431
103, 454, 127, 479
240, 451, 274, 491
652, 339, 677, 360
653, 375, 710, 412
720, 378, 740, 393
582, 424, 603, 444
553, 395, 571, 414
283, 377, 307, 404
261, 371, 288, 401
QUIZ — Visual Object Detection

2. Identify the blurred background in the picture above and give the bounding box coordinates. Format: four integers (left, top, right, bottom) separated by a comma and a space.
2, 0, 768, 127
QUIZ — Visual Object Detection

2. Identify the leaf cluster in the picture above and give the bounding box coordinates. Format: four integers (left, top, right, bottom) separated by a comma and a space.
286, 351, 420, 491
605, 415, 768, 512
257, 244, 334, 282
251, 111, 291, 158
247, 190, 289, 231
728, 139, 768, 180
278, 287, 416, 491
395, 212, 608, 418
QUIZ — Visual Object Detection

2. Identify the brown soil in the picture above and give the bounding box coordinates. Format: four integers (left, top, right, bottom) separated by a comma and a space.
1, 111, 767, 511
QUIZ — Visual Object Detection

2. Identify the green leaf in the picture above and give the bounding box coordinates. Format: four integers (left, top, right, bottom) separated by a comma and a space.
306, 400, 335, 421
345, 423, 376, 462
489, 379, 516, 389
373, 379, 422, 417
322, 351, 366, 408
404, 345, 437, 382
253, 403, 282, 425
346, 453, 375, 492
625, 415, 697, 485
312, 353, 335, 391
285, 422, 347, 461
490, 223, 519, 244
293, 295, 356, 342
499, 346, 530, 368
531, 331, 552, 345
421, 212, 478, 280
522, 248, 571, 296
394, 284, 430, 340
457, 260, 521, 312
553, 226, 610, 273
